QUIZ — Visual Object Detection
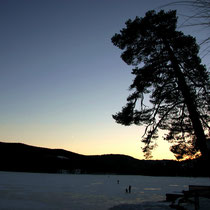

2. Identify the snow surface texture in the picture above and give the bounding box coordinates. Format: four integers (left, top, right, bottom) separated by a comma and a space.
0, 171, 209, 210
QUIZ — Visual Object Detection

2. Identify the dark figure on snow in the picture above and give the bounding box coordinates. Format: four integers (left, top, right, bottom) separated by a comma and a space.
128, 185, 131, 193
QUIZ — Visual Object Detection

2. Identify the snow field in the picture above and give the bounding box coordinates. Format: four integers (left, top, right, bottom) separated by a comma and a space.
0, 171, 209, 209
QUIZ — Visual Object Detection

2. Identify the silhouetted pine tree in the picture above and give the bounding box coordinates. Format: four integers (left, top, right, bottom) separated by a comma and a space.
112, 10, 210, 159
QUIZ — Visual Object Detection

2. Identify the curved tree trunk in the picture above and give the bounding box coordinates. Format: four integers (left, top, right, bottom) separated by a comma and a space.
164, 39, 208, 159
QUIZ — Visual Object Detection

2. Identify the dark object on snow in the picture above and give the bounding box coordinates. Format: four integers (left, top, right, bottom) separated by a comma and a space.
128, 185, 131, 193
166, 185, 210, 210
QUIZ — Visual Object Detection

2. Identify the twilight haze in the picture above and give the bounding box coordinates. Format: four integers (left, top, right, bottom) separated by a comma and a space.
0, 0, 208, 160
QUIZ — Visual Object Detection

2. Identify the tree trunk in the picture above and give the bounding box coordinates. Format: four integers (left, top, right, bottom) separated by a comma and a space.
164, 40, 208, 159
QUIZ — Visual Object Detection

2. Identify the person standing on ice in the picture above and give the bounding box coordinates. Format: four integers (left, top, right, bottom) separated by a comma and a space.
128, 185, 131, 193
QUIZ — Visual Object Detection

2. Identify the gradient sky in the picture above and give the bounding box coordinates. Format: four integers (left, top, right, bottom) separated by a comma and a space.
0, 0, 208, 160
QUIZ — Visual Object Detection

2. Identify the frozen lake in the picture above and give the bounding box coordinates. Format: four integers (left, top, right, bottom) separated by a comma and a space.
0, 171, 209, 209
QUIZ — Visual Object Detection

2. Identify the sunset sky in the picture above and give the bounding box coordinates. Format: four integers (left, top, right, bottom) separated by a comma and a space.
1, 0, 209, 160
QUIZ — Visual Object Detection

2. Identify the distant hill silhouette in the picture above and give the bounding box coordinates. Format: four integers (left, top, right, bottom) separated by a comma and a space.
0, 142, 209, 176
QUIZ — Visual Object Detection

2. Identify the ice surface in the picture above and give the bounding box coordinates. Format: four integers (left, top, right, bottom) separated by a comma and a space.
0, 171, 209, 209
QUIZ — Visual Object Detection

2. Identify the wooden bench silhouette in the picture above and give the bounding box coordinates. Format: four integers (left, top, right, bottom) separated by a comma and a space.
166, 185, 210, 209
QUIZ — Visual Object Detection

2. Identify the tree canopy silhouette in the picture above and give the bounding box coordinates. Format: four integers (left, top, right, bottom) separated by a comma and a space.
112, 10, 210, 160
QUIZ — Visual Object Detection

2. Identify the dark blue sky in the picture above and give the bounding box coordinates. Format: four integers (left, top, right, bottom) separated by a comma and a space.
0, 0, 207, 159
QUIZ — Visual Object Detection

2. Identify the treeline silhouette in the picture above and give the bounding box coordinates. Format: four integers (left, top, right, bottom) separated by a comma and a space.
0, 142, 209, 176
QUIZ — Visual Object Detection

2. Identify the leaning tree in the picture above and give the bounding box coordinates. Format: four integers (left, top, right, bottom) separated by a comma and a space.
112, 10, 210, 160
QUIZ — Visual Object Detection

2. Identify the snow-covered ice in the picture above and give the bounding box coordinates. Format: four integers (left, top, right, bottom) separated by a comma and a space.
0, 171, 209, 209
